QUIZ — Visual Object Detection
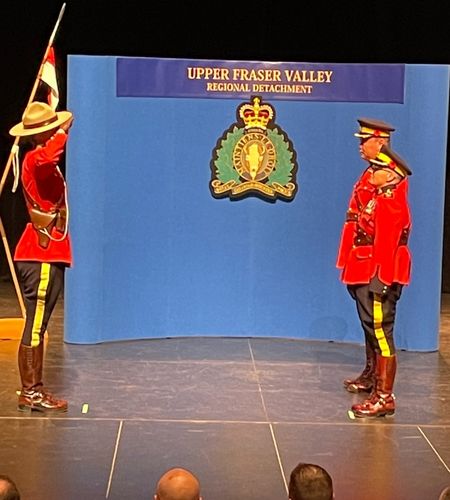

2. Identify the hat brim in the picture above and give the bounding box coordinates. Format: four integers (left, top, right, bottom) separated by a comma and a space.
354, 132, 372, 138
9, 110, 73, 137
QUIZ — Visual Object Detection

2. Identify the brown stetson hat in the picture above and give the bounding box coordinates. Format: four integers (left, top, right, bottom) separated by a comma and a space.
9, 101, 72, 137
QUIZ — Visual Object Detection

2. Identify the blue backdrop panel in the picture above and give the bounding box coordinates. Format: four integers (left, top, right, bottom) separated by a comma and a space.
66, 56, 449, 350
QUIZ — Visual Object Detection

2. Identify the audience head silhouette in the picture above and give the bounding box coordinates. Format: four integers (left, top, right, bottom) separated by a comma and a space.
0, 475, 21, 500
288, 463, 333, 500
154, 468, 201, 500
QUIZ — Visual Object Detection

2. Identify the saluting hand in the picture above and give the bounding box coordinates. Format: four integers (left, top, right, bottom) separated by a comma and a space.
61, 115, 74, 132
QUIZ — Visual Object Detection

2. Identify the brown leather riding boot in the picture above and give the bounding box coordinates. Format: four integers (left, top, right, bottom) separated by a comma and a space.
343, 342, 376, 393
351, 354, 397, 418
17, 343, 68, 413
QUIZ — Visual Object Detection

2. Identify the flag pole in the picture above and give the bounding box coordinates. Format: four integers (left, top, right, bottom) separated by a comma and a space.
0, 3, 66, 337
0, 2, 66, 199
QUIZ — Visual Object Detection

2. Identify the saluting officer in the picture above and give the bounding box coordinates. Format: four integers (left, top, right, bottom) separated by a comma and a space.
9, 101, 74, 413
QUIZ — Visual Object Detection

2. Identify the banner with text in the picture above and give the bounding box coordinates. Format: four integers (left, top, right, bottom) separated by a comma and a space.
116, 58, 405, 103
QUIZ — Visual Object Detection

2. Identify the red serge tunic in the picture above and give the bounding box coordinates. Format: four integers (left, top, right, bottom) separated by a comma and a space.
14, 131, 72, 266
336, 175, 411, 286
336, 168, 376, 270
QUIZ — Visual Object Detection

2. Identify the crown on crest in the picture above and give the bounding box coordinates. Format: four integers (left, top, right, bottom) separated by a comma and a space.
239, 97, 274, 130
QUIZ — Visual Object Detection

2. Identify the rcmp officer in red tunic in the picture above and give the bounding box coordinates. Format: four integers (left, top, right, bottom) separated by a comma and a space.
337, 118, 394, 393
9, 101, 74, 413
337, 119, 412, 418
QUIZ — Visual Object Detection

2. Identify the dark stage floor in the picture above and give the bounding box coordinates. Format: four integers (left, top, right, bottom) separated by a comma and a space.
0, 280, 449, 499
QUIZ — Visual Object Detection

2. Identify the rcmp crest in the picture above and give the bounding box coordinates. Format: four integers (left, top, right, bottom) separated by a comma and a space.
210, 96, 298, 201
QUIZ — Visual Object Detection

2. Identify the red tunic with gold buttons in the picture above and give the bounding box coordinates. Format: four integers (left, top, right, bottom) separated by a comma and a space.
337, 173, 411, 286
14, 131, 72, 266
336, 168, 375, 270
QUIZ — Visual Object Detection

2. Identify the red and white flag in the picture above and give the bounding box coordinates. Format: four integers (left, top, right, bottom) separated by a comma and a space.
40, 46, 59, 110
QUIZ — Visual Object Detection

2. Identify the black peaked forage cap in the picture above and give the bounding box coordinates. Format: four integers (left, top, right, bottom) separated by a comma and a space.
354, 117, 396, 139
